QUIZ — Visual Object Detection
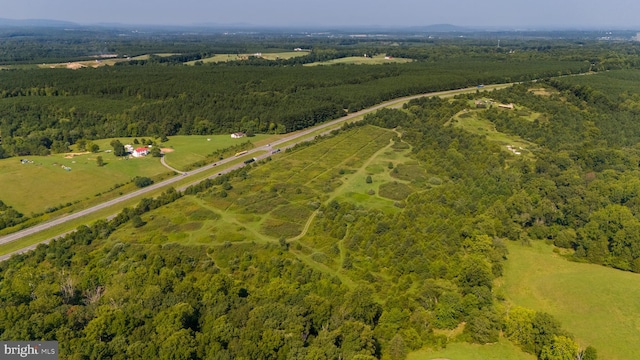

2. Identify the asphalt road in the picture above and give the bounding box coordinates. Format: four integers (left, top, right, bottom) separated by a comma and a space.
0, 84, 510, 261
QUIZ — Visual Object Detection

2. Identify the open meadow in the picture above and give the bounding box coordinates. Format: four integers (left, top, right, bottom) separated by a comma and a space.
446, 101, 538, 159
0, 133, 274, 215
304, 54, 413, 66
158, 134, 274, 170
110, 125, 398, 240
0, 151, 168, 215
34, 54, 179, 70
184, 51, 309, 65
500, 241, 640, 360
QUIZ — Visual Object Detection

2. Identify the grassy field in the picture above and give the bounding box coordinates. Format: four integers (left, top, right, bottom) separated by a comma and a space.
304, 54, 413, 66
408, 339, 535, 360
0, 151, 168, 215
0, 133, 276, 215
446, 104, 537, 159
500, 241, 640, 360
106, 126, 415, 281
37, 59, 124, 69
159, 134, 275, 170
184, 51, 309, 65
96, 124, 447, 295
333, 134, 420, 212
34, 54, 178, 69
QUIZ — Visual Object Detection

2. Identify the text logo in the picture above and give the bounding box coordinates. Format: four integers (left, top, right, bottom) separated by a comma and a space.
1, 342, 58, 359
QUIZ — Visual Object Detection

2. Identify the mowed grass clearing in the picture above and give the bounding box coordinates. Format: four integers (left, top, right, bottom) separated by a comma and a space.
305, 54, 413, 66
501, 241, 640, 360
158, 134, 274, 170
408, 338, 535, 360
0, 152, 168, 214
333, 135, 421, 211
185, 51, 309, 65
447, 107, 537, 159
35, 54, 179, 69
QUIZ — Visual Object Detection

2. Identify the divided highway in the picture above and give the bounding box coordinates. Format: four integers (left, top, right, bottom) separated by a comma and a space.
0, 83, 510, 261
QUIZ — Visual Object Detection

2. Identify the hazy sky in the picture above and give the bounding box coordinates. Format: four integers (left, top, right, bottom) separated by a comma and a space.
4, 0, 640, 29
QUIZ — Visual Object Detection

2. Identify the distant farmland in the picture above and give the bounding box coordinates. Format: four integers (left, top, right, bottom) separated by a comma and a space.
305, 54, 413, 66
185, 51, 309, 65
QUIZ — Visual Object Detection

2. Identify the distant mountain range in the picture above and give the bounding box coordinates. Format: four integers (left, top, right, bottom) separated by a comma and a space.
0, 18, 475, 32
0, 18, 78, 27
0, 18, 636, 34
407, 24, 471, 32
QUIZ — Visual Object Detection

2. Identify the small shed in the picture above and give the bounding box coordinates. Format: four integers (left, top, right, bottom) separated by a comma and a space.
231, 132, 245, 139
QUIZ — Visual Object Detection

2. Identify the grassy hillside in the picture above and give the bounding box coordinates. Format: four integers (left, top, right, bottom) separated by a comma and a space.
501, 241, 640, 360
408, 338, 535, 360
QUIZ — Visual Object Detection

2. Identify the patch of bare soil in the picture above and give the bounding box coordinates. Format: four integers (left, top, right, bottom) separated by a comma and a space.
64, 152, 90, 159
66, 62, 85, 70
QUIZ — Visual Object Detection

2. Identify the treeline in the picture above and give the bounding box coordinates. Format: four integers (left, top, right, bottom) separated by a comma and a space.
0, 200, 24, 231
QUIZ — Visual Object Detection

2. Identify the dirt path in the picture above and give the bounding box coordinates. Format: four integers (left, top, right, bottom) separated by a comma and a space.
160, 155, 185, 174
291, 130, 396, 242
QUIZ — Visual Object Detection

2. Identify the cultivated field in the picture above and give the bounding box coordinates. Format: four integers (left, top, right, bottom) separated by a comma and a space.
305, 54, 413, 66
500, 241, 640, 360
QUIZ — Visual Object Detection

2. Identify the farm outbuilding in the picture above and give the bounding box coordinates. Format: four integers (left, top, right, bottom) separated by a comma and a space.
231, 132, 245, 139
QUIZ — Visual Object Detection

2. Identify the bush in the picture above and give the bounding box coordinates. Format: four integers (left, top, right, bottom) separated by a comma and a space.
428, 177, 443, 185
134, 176, 153, 188
132, 215, 146, 228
